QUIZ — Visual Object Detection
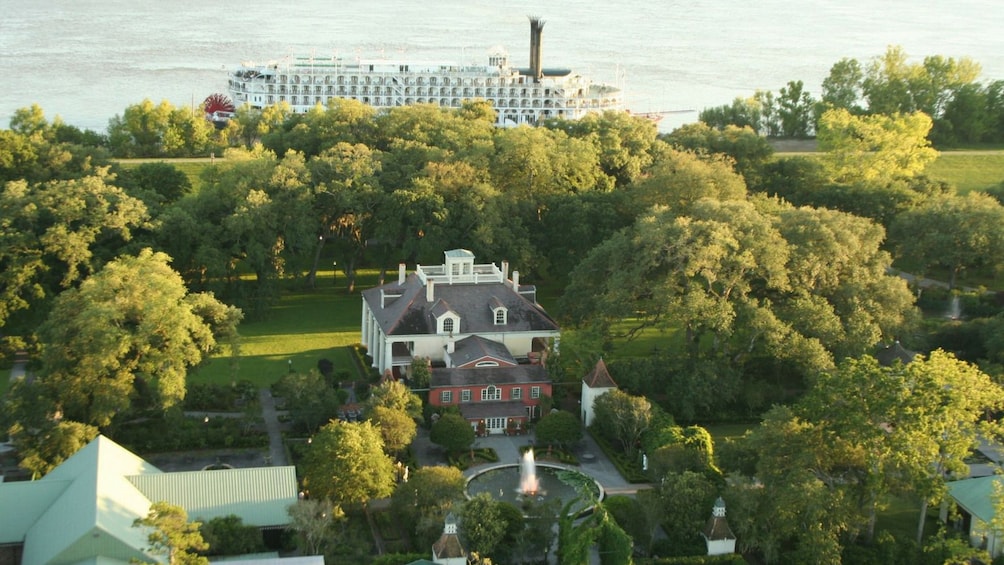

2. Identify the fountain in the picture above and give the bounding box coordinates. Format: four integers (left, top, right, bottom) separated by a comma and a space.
946, 295, 962, 320
465, 449, 603, 517
518, 449, 541, 496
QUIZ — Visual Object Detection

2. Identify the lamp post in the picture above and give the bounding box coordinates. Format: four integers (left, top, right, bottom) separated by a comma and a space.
333, 261, 337, 287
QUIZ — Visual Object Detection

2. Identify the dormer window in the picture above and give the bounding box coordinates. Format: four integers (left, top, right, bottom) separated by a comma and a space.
432, 299, 460, 335
490, 296, 507, 325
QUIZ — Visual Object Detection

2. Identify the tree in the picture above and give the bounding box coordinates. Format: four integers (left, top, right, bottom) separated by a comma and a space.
534, 410, 582, 448
286, 499, 346, 556
490, 126, 612, 199
699, 96, 764, 133
900, 351, 1004, 544
515, 498, 560, 564
889, 191, 1004, 289
430, 413, 475, 454
862, 46, 981, 119
732, 408, 856, 564
368, 405, 417, 455
7, 416, 98, 479
34, 249, 242, 428
408, 357, 432, 389
626, 146, 747, 212
391, 466, 467, 547
663, 122, 774, 185
591, 389, 652, 457
0, 172, 148, 332
742, 351, 1004, 556
108, 99, 174, 157
459, 493, 508, 558
777, 80, 816, 137
301, 420, 395, 507
119, 161, 192, 207
309, 142, 384, 292
274, 370, 344, 434
362, 380, 422, 421
547, 110, 660, 186
199, 515, 265, 556
602, 493, 666, 557
133, 501, 209, 565
821, 58, 865, 114
108, 99, 214, 158
817, 108, 938, 183
561, 196, 915, 415
159, 146, 316, 312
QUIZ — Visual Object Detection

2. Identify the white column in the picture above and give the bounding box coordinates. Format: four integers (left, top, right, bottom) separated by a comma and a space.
383, 339, 393, 374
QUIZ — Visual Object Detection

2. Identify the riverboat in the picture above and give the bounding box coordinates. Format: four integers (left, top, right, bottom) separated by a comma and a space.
227, 18, 623, 127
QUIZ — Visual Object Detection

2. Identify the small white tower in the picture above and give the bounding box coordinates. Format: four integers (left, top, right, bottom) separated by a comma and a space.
432, 513, 467, 565
702, 497, 737, 556
581, 358, 617, 426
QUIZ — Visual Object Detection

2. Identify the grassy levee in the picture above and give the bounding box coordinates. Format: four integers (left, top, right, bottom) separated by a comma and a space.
772, 148, 1004, 194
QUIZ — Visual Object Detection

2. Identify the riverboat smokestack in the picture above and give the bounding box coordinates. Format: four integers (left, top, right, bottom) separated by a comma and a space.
529, 16, 545, 82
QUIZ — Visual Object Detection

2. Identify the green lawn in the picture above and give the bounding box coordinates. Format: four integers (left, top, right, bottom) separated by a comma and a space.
189, 268, 378, 387
704, 423, 754, 442
927, 151, 1004, 194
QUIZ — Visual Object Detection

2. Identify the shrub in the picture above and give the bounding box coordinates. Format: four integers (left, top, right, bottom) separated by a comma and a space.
112, 415, 267, 453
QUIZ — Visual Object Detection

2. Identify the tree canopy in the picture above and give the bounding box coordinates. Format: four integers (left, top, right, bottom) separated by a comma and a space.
301, 419, 395, 507
35, 248, 241, 428
133, 501, 209, 565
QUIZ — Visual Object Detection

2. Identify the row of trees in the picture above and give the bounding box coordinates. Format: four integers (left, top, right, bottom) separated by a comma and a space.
7, 94, 1004, 438
700, 46, 1004, 146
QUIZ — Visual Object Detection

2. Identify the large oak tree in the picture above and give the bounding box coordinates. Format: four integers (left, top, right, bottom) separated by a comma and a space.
35, 248, 241, 428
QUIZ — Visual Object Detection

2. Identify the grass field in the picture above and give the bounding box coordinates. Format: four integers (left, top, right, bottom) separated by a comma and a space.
189, 268, 377, 387
927, 151, 1004, 194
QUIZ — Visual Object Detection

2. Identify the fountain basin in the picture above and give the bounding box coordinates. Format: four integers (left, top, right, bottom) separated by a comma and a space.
465, 463, 603, 517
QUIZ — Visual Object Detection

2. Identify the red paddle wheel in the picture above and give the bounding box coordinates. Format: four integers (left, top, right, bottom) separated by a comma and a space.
203, 93, 235, 127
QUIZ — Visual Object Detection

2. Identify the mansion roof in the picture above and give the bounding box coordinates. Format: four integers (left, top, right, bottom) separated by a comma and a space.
362, 273, 558, 337
431, 364, 550, 388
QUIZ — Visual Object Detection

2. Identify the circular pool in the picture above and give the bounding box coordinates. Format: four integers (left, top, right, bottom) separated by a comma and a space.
465, 463, 603, 516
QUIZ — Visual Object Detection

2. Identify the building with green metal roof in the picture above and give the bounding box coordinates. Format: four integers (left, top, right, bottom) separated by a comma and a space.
946, 474, 1004, 558
0, 435, 297, 565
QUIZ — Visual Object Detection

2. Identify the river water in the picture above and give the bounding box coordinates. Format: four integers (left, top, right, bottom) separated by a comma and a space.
3, 0, 1003, 133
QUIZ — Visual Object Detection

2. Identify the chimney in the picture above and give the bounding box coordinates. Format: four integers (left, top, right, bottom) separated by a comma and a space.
446, 339, 455, 354
398, 263, 406, 285
427, 279, 435, 302
529, 17, 545, 82
512, 270, 520, 293
501, 260, 509, 281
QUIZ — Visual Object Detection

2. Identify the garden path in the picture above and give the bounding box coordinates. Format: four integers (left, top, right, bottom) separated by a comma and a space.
258, 387, 288, 466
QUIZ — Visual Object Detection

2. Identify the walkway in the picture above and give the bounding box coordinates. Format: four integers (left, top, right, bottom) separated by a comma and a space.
258, 388, 288, 466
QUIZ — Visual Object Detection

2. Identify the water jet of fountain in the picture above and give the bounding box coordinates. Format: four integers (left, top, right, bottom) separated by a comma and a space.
518, 449, 540, 495
947, 295, 961, 320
